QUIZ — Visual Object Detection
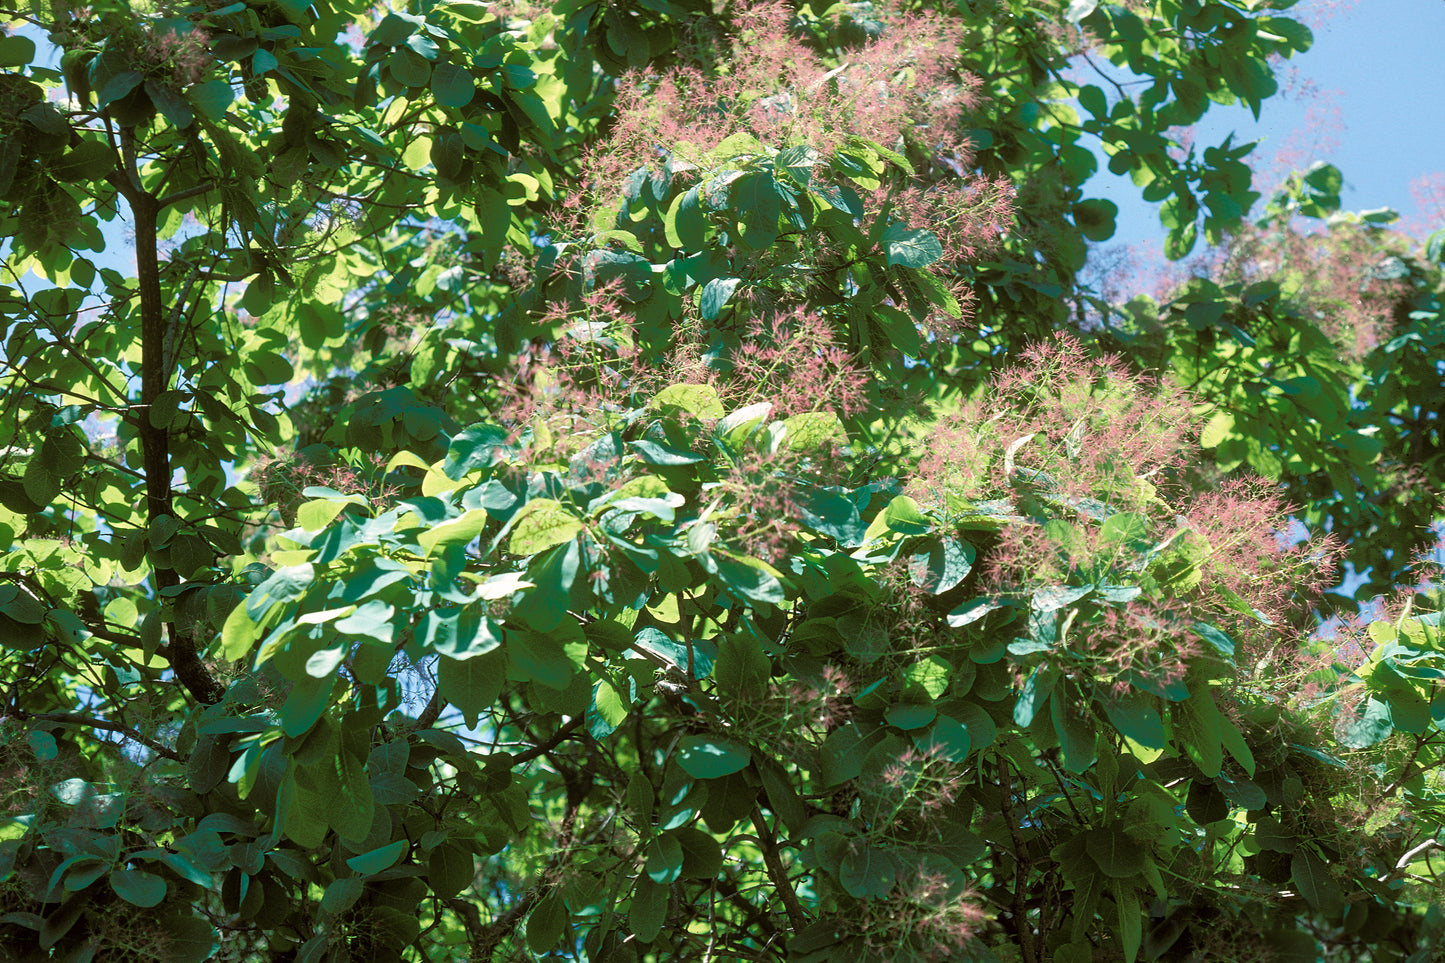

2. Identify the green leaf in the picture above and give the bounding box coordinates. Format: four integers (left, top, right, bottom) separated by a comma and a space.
279, 673, 337, 738
839, 842, 897, 898
428, 841, 474, 899
755, 759, 806, 834
714, 635, 770, 701
676, 735, 751, 778
627, 439, 705, 466
665, 186, 707, 249
97, 69, 144, 108
511, 540, 580, 632
1117, 884, 1141, 963
674, 826, 724, 878
880, 495, 931, 535
882, 224, 944, 268
145, 78, 193, 128
646, 832, 683, 884
1074, 198, 1118, 242
190, 79, 234, 120
527, 894, 568, 954
1290, 848, 1342, 914
431, 61, 475, 106
709, 550, 786, 604
1164, 221, 1197, 260
328, 749, 376, 844
1100, 512, 1149, 546
389, 47, 432, 86
1185, 779, 1229, 825
716, 401, 773, 443
51, 138, 115, 182
1015, 664, 1059, 726
588, 677, 629, 737
946, 596, 1006, 627
1102, 692, 1166, 749
1200, 411, 1234, 448
417, 504, 490, 557
652, 383, 725, 419
908, 537, 974, 595
246, 563, 315, 620
509, 628, 575, 689
1085, 828, 1145, 878
346, 839, 406, 876
914, 714, 971, 762
437, 651, 504, 727
1032, 584, 1093, 613
630, 877, 669, 943
1259, 17, 1313, 54
582, 249, 652, 301
1174, 683, 1225, 777
1052, 691, 1097, 773
700, 277, 740, 320
1339, 695, 1393, 749
321, 877, 364, 915
109, 869, 166, 907
1193, 622, 1235, 659
0, 34, 36, 66
904, 655, 951, 700
336, 600, 395, 643
443, 423, 511, 479
885, 703, 937, 730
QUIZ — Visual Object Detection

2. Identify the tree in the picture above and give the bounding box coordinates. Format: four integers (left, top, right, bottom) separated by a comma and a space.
1, 1, 1442, 961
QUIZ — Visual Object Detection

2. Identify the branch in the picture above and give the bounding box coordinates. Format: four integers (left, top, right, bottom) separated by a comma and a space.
15, 709, 182, 762
105, 128, 223, 707
415, 685, 446, 730
998, 758, 1040, 963
507, 715, 583, 766
1394, 838, 1443, 874
751, 806, 807, 934
158, 181, 216, 211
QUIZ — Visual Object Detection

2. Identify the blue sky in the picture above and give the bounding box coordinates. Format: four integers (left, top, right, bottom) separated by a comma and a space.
1096, 0, 1445, 253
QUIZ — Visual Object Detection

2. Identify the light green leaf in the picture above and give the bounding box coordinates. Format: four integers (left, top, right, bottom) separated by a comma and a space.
507, 498, 583, 556
419, 507, 488, 556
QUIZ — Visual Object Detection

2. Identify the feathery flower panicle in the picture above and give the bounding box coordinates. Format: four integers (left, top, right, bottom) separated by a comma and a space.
855, 865, 988, 962
1211, 218, 1413, 362
909, 334, 1338, 692
591, 2, 981, 182
726, 307, 871, 418
1182, 478, 1337, 630
251, 450, 396, 527
575, 0, 1012, 274
138, 23, 211, 87
909, 334, 1195, 521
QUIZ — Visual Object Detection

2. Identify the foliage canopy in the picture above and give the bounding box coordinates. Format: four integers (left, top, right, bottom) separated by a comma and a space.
1, 1, 1443, 961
